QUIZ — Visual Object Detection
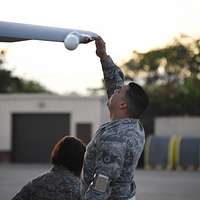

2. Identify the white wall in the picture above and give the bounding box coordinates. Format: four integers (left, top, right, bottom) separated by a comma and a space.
0, 94, 108, 151
155, 116, 200, 137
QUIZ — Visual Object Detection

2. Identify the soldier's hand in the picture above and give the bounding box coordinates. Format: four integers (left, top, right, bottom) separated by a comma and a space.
81, 35, 93, 44
95, 37, 108, 60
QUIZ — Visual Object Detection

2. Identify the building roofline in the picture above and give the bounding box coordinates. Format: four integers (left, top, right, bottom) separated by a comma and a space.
0, 93, 106, 101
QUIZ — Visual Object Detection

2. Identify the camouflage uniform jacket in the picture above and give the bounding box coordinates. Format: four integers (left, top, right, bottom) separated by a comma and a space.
12, 165, 81, 200
81, 56, 145, 199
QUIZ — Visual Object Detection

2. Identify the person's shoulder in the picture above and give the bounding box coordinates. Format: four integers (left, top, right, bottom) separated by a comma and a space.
31, 171, 52, 184
11, 181, 33, 200
31, 169, 72, 191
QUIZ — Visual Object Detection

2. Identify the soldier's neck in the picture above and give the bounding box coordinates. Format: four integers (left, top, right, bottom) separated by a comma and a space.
110, 112, 130, 121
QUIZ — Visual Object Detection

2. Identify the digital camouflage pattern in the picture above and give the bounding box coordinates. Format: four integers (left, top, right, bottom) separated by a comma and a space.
12, 166, 81, 200
81, 56, 145, 199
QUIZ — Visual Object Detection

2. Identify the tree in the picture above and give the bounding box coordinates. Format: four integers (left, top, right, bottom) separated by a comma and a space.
0, 48, 50, 93
122, 35, 200, 116
122, 35, 200, 86
0, 68, 50, 93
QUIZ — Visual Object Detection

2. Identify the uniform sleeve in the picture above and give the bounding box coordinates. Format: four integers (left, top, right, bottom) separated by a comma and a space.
83, 139, 126, 200
101, 56, 125, 98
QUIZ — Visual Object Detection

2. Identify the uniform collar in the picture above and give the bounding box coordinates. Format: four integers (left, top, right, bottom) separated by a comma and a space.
100, 118, 139, 130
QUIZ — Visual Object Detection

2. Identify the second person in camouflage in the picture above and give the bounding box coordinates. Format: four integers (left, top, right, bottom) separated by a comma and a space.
12, 136, 86, 200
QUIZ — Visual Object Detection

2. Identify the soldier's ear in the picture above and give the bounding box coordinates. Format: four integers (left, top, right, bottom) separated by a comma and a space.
119, 101, 127, 110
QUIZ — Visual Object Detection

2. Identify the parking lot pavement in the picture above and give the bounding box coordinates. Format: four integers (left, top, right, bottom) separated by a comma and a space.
135, 170, 200, 200
0, 164, 200, 200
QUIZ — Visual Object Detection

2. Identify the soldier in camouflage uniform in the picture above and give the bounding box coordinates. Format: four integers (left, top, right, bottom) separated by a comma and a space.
81, 37, 149, 200
12, 136, 86, 200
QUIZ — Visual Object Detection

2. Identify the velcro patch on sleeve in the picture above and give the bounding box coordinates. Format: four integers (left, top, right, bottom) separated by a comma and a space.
94, 174, 109, 192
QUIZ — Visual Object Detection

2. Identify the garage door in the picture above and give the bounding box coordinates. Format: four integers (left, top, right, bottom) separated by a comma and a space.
12, 113, 70, 163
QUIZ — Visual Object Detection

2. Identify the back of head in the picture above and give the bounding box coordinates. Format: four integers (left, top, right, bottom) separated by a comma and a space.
51, 136, 86, 177
125, 82, 149, 118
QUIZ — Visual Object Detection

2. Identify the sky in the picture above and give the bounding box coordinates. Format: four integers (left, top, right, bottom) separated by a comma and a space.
0, 0, 200, 95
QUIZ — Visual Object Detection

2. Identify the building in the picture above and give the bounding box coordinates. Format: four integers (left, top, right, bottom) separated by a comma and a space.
0, 94, 109, 163
155, 116, 200, 137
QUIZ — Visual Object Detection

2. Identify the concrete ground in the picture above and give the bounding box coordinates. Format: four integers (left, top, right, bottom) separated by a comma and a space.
0, 164, 200, 200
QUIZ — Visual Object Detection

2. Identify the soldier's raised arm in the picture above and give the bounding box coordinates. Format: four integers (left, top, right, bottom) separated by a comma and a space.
95, 37, 125, 98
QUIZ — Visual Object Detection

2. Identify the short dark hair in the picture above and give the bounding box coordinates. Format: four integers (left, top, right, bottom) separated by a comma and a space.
125, 82, 149, 118
51, 136, 86, 177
